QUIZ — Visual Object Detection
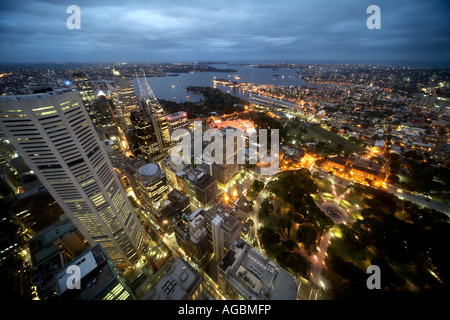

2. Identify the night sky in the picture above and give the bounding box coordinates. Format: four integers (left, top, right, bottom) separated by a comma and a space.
0, 0, 449, 63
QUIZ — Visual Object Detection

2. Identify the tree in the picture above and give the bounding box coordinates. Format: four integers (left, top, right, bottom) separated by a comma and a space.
282, 239, 297, 252
296, 225, 318, 252
260, 198, 274, 217
248, 179, 265, 199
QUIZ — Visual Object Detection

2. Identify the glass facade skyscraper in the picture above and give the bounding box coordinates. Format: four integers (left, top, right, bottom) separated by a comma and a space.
0, 89, 147, 267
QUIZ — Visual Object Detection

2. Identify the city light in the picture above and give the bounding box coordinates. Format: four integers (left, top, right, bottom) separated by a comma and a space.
0, 15, 448, 303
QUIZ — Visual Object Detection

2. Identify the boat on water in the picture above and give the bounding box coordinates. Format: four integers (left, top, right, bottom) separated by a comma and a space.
171, 85, 176, 88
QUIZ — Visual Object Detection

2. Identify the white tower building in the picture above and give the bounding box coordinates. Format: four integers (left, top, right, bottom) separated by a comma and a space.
0, 89, 147, 267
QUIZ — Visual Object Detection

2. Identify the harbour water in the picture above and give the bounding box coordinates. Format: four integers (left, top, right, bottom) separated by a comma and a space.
133, 64, 311, 102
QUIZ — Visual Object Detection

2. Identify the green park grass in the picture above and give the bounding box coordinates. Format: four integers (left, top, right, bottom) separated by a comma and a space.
322, 193, 335, 201
333, 184, 346, 196
328, 237, 375, 271
300, 124, 367, 154
339, 199, 353, 209
315, 177, 332, 193
345, 190, 365, 208
311, 194, 322, 203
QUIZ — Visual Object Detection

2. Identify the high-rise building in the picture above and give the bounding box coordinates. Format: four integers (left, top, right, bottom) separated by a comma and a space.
176, 165, 217, 209
130, 110, 160, 160
133, 162, 169, 209
110, 78, 140, 129
92, 95, 116, 129
54, 244, 136, 300
141, 257, 205, 300
166, 111, 190, 141
135, 77, 170, 151
68, 71, 115, 130
211, 126, 241, 187
68, 70, 98, 127
0, 89, 147, 267
217, 238, 298, 300
168, 188, 191, 217
144, 98, 171, 151
160, 155, 186, 189
211, 213, 242, 263
174, 208, 210, 268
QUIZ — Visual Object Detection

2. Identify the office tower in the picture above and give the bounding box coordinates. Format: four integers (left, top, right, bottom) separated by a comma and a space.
143, 241, 173, 272
217, 238, 298, 300
211, 213, 242, 263
110, 155, 147, 194
29, 215, 88, 299
141, 257, 205, 300
176, 165, 217, 209
10, 188, 64, 233
168, 189, 191, 217
133, 162, 169, 209
160, 155, 186, 189
211, 127, 241, 187
93, 95, 116, 129
136, 77, 170, 150
174, 208, 210, 268
130, 110, 160, 160
0, 163, 18, 196
152, 199, 180, 233
0, 89, 147, 267
54, 244, 136, 300
68, 70, 115, 130
166, 111, 189, 140
67, 71, 98, 125
110, 77, 140, 129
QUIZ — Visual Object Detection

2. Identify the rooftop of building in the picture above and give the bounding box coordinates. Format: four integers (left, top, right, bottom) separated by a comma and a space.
137, 162, 160, 177
31, 252, 65, 292
54, 244, 117, 300
28, 215, 78, 266
0, 88, 76, 102
168, 188, 189, 204
166, 111, 187, 119
217, 238, 298, 300
141, 257, 203, 300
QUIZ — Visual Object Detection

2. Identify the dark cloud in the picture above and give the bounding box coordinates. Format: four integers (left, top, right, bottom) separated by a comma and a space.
0, 0, 449, 63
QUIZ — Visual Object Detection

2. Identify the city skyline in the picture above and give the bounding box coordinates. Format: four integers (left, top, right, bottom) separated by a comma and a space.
0, 0, 449, 308
1, 0, 450, 64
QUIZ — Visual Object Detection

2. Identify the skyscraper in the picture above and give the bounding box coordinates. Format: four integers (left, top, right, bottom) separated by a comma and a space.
68, 71, 115, 130
130, 110, 160, 160
211, 126, 241, 187
0, 89, 147, 267
217, 238, 298, 300
110, 77, 141, 130
166, 111, 190, 141
67, 70, 98, 127
135, 77, 171, 151
54, 244, 136, 300
211, 213, 242, 263
133, 162, 170, 223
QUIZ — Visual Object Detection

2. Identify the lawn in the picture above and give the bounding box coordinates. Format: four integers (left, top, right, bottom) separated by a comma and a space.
300, 124, 367, 154
333, 184, 347, 196
328, 237, 375, 271
339, 199, 353, 209
311, 193, 322, 202
315, 177, 332, 193
322, 193, 335, 201
345, 189, 365, 208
